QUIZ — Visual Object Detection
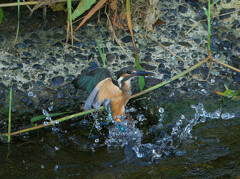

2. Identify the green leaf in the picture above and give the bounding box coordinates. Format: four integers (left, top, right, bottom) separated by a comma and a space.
30, 112, 70, 123
0, 8, 3, 24
72, 0, 97, 21
96, 37, 106, 67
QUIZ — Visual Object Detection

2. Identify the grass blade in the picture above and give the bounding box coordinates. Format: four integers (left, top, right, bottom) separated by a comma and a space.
8, 87, 13, 143
67, 0, 73, 46
96, 37, 106, 67
14, 0, 20, 44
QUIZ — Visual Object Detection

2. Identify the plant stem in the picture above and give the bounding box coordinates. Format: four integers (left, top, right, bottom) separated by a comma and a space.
8, 87, 13, 142
207, 0, 211, 55
131, 56, 212, 99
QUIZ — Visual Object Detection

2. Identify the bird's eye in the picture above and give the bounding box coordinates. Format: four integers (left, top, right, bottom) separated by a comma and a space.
126, 71, 131, 74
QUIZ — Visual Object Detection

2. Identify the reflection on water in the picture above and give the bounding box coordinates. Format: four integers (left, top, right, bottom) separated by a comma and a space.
0, 103, 240, 178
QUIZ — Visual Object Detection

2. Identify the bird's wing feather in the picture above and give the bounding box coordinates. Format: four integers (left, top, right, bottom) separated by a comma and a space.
84, 78, 122, 111
72, 68, 111, 94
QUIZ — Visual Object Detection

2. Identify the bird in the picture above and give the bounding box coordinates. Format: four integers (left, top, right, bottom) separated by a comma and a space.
72, 64, 154, 123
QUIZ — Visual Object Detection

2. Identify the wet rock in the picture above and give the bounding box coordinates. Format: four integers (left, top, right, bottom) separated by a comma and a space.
178, 42, 192, 48
120, 55, 126, 60
194, 39, 201, 44
158, 69, 171, 78
230, 55, 240, 68
57, 90, 64, 98
106, 53, 115, 62
52, 76, 64, 87
121, 36, 132, 43
52, 42, 63, 48
33, 64, 42, 69
74, 54, 88, 61
65, 54, 75, 63
179, 6, 188, 14
161, 42, 173, 46
143, 56, 152, 62
15, 43, 27, 49
220, 8, 235, 20
22, 96, 33, 106
23, 51, 31, 57
141, 63, 156, 70
232, 72, 240, 83
24, 39, 35, 45
22, 83, 29, 90
38, 74, 45, 81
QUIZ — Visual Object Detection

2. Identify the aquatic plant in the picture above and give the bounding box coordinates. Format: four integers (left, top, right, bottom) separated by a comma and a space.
96, 37, 106, 68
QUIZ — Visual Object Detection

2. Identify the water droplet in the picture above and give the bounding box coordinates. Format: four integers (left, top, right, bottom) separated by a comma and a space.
44, 121, 48, 125
228, 95, 232, 98
158, 107, 164, 113
55, 165, 59, 171
28, 92, 33, 96
211, 78, 215, 83
176, 119, 182, 126
55, 120, 59, 124
137, 114, 146, 121
55, 146, 59, 151
201, 89, 207, 94
181, 115, 185, 120
41, 165, 44, 169
48, 106, 53, 111
95, 138, 99, 143
200, 118, 206, 123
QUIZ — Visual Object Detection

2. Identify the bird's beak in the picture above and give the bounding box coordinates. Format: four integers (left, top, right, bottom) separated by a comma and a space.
134, 70, 155, 77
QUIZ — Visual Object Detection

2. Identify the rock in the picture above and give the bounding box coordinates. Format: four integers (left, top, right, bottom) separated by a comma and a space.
120, 55, 126, 60
52, 76, 64, 87
178, 41, 192, 48
106, 53, 115, 62
194, 39, 201, 44
23, 51, 31, 57
74, 54, 88, 61
52, 42, 63, 48
24, 39, 35, 45
15, 43, 27, 49
22, 83, 29, 89
162, 42, 173, 46
65, 54, 75, 63
33, 64, 42, 69
121, 36, 132, 43
141, 63, 157, 70
220, 8, 235, 20
179, 6, 188, 14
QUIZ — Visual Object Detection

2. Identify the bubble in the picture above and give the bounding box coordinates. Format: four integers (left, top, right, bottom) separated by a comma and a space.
201, 89, 207, 94
44, 121, 48, 125
181, 115, 185, 120
176, 119, 182, 126
28, 92, 33, 96
211, 78, 215, 84
55, 120, 59, 124
41, 165, 44, 169
137, 114, 146, 121
55, 146, 59, 151
95, 138, 99, 143
228, 95, 232, 98
158, 107, 164, 113
54, 165, 59, 171
48, 106, 53, 111
200, 118, 206, 123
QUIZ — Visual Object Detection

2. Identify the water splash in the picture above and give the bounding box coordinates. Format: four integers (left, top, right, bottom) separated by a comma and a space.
104, 103, 236, 161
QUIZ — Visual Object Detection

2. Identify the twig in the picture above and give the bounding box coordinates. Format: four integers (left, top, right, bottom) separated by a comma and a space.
213, 59, 240, 73
149, 35, 189, 69
1, 107, 104, 136
0, 0, 79, 8
130, 55, 212, 99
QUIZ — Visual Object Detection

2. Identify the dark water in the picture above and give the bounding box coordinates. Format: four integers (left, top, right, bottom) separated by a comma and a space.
1, 103, 240, 178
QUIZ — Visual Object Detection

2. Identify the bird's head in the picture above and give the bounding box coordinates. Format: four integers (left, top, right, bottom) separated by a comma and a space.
116, 67, 155, 88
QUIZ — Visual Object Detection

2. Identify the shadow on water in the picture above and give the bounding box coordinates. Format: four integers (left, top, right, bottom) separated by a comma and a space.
0, 101, 240, 178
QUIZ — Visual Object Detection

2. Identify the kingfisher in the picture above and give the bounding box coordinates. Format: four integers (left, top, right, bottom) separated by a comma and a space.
72, 64, 154, 123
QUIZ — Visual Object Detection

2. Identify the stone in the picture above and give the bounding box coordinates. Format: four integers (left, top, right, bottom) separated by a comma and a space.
65, 54, 75, 63
52, 76, 64, 87
121, 36, 132, 43
179, 6, 188, 14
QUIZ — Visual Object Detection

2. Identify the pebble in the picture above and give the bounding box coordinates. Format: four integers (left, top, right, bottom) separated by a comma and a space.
220, 8, 235, 20
52, 76, 64, 87
141, 63, 156, 70
121, 36, 132, 43
179, 6, 188, 14
33, 64, 42, 69
65, 54, 75, 63
23, 51, 31, 57
106, 53, 115, 62
74, 54, 88, 61
52, 42, 63, 48
178, 41, 192, 48
24, 39, 35, 45
15, 43, 27, 49
120, 55, 126, 60
22, 83, 29, 89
